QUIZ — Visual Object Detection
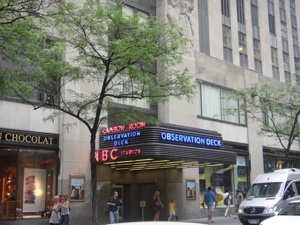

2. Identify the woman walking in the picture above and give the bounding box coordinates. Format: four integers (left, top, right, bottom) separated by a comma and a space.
152, 191, 164, 221
49, 195, 60, 225
58, 194, 70, 225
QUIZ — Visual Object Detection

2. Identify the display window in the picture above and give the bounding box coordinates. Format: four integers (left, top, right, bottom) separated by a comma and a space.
264, 156, 300, 173
199, 164, 234, 207
199, 155, 249, 208
0, 148, 57, 220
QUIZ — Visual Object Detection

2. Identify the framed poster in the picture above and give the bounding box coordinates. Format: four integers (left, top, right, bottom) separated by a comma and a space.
69, 174, 85, 201
186, 179, 196, 200
23, 168, 46, 212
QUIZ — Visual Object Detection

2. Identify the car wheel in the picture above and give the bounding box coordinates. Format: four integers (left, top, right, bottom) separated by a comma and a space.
242, 223, 249, 225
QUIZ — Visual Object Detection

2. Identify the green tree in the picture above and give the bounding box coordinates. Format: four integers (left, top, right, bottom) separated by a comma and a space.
3, 1, 195, 224
0, 0, 62, 94
230, 75, 300, 169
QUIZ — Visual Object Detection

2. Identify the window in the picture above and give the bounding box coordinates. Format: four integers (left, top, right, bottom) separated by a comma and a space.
221, 0, 230, 17
294, 45, 300, 58
271, 47, 278, 66
272, 66, 280, 80
199, 0, 210, 55
223, 25, 232, 48
283, 52, 290, 71
240, 53, 248, 68
122, 4, 149, 23
224, 47, 233, 63
254, 59, 263, 73
198, 83, 245, 124
223, 25, 233, 62
251, 1, 259, 26
292, 28, 298, 44
253, 39, 261, 59
281, 24, 287, 39
0, 38, 60, 104
111, 74, 150, 109
237, 0, 245, 25
282, 39, 289, 53
279, 0, 286, 22
285, 71, 291, 83
0, 148, 58, 220
295, 57, 300, 68
268, 0, 276, 34
269, 14, 276, 34
239, 32, 248, 67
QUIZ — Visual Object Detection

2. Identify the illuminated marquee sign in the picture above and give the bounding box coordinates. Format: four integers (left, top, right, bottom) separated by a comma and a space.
101, 122, 146, 134
95, 148, 141, 162
160, 132, 222, 147
101, 122, 146, 147
97, 122, 223, 163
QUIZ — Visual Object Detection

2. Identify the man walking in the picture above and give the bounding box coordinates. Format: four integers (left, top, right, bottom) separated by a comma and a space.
107, 191, 120, 224
235, 189, 244, 215
223, 190, 232, 217
204, 187, 216, 223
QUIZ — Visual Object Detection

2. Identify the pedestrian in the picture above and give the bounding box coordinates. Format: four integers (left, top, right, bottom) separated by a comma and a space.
106, 191, 120, 224
152, 191, 164, 221
242, 188, 247, 199
223, 190, 232, 217
168, 198, 176, 221
235, 189, 244, 215
49, 195, 60, 225
204, 187, 216, 224
57, 194, 70, 225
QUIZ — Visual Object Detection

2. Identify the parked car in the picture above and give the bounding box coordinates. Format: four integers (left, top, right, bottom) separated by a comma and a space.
259, 200, 300, 225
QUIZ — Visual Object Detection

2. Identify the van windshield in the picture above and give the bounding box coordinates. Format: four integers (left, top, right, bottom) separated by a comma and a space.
248, 182, 284, 198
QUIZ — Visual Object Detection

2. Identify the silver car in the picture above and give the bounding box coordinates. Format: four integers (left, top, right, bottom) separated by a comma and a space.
259, 200, 300, 225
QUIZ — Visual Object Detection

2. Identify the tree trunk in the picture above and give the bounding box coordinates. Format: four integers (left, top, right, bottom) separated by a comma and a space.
90, 132, 98, 225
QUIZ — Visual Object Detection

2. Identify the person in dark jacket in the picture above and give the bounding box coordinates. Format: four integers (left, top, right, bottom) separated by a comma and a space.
107, 192, 120, 224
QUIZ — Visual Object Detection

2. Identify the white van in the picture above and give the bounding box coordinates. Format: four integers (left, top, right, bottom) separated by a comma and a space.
238, 168, 300, 225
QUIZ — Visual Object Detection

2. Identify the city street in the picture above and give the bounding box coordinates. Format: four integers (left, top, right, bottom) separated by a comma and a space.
184, 215, 242, 225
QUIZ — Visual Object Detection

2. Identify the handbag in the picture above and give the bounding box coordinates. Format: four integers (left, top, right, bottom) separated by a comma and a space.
47, 209, 53, 218
104, 206, 109, 216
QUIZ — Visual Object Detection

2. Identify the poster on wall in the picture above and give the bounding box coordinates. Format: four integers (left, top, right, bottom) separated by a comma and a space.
23, 168, 46, 212
186, 179, 196, 200
69, 174, 85, 201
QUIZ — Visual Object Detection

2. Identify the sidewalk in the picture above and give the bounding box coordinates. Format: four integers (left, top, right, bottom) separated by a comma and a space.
183, 215, 241, 225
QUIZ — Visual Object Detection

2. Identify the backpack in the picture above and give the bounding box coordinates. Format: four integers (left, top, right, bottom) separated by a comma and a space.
224, 194, 230, 205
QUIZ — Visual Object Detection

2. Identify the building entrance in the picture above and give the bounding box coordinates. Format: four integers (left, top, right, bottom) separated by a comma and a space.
121, 183, 159, 222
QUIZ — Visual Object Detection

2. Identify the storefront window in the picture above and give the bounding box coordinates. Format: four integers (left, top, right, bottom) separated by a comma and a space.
0, 148, 57, 220
199, 164, 234, 207
264, 155, 300, 173
199, 155, 249, 208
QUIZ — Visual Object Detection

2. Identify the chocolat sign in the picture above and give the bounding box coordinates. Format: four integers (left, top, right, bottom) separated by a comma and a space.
0, 129, 59, 149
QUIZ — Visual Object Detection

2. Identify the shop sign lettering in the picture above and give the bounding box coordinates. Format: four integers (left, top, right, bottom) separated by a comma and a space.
0, 132, 55, 145
160, 132, 222, 148
95, 148, 141, 162
102, 131, 141, 147
101, 122, 146, 134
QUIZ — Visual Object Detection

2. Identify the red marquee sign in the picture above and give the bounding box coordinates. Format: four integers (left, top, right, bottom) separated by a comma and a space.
101, 122, 146, 134
95, 148, 141, 162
